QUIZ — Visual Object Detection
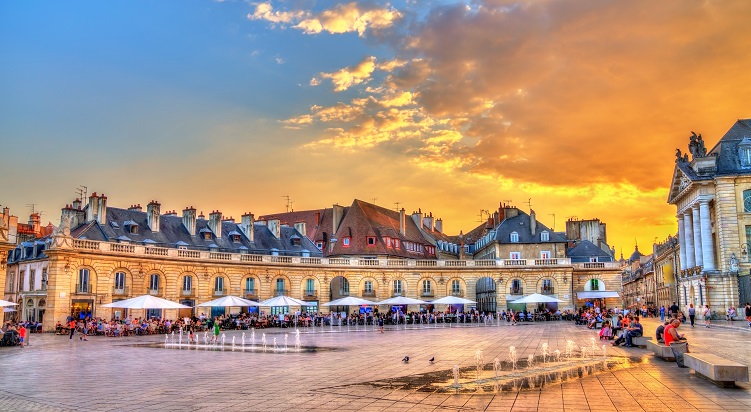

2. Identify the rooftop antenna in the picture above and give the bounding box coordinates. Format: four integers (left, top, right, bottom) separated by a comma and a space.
371, 197, 377, 204
394, 201, 401, 211
548, 213, 555, 231
502, 199, 512, 207
526, 198, 533, 211
477, 209, 490, 223
282, 195, 292, 213
26, 203, 37, 214
76, 185, 88, 202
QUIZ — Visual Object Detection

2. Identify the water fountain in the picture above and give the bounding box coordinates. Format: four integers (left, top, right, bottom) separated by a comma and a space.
221, 333, 226, 347
295, 329, 301, 351
527, 354, 535, 369
542, 343, 550, 363
241, 332, 245, 346
509, 346, 518, 370
565, 340, 576, 358
231, 336, 236, 350
250, 328, 255, 347
284, 334, 289, 351
273, 337, 278, 351
178, 329, 182, 345
452, 365, 460, 393
164, 334, 169, 346
203, 332, 209, 346
493, 357, 501, 378
475, 349, 483, 379
553, 349, 561, 362
261, 333, 267, 352
171, 331, 175, 345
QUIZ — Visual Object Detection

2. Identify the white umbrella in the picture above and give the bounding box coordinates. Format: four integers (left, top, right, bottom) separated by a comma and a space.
197, 296, 261, 307
322, 297, 377, 307
510, 293, 565, 304
259, 295, 308, 307
430, 296, 477, 305
3, 307, 16, 313
101, 295, 191, 309
376, 296, 427, 305
0, 299, 18, 307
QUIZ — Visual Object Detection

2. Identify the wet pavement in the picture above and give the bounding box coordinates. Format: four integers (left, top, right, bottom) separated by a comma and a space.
1, 318, 749, 411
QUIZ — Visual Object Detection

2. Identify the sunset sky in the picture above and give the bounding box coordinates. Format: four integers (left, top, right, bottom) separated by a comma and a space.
1, 0, 750, 255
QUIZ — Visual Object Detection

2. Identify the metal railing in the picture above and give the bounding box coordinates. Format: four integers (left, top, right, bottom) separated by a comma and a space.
541, 287, 555, 295
148, 288, 160, 296
362, 290, 376, 297
212, 289, 225, 297
510, 287, 523, 295
75, 284, 92, 294
338, 289, 350, 296
303, 289, 318, 298
421, 290, 435, 297
274, 289, 290, 296
112, 286, 129, 295
243, 289, 257, 297
450, 289, 464, 297
181, 289, 195, 297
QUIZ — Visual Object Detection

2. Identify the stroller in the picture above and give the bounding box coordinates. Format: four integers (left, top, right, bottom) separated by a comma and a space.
0, 330, 20, 347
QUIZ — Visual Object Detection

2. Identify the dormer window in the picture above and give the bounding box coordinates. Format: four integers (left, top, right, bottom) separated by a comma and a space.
204, 232, 212, 240
510, 232, 519, 243
739, 137, 751, 168
394, 239, 400, 249
384, 237, 392, 248
541, 231, 550, 242
124, 220, 139, 234
367, 236, 376, 245
342, 237, 351, 247
233, 234, 241, 243
316, 241, 323, 250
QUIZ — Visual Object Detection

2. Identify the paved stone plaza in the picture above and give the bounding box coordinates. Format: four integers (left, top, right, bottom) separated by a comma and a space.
1, 318, 749, 412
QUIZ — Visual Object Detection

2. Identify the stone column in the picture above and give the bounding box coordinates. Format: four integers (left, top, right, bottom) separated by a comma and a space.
678, 217, 687, 270
698, 199, 715, 272
683, 211, 695, 268
692, 206, 703, 268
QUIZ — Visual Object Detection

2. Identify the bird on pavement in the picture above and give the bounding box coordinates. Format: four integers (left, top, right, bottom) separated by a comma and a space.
402, 356, 409, 363
429, 357, 435, 364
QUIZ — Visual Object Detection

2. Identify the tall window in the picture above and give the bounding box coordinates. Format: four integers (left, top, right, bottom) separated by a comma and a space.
451, 279, 461, 295
245, 278, 255, 293
393, 279, 403, 295
276, 278, 285, 293
542, 279, 553, 293
149, 274, 160, 293
510, 232, 519, 243
115, 272, 126, 291
182, 275, 192, 291
214, 277, 224, 292
340, 278, 350, 295
78, 269, 90, 293
305, 279, 315, 294
422, 279, 432, 295
510, 251, 521, 259
41, 269, 47, 290
540, 251, 551, 259
739, 139, 751, 168
541, 231, 550, 242
29, 270, 36, 291
511, 279, 522, 294
744, 190, 751, 212
364, 280, 373, 293
590, 279, 600, 291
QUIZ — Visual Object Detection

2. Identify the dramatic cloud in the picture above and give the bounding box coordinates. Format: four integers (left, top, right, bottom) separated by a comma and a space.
248, 1, 402, 37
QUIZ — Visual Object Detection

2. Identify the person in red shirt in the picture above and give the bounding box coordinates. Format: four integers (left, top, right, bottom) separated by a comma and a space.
664, 319, 689, 368
18, 324, 26, 347
69, 319, 77, 340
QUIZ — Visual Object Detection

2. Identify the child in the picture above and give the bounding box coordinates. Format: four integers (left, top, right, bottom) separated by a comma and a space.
599, 321, 612, 340
18, 324, 27, 347
189, 326, 195, 344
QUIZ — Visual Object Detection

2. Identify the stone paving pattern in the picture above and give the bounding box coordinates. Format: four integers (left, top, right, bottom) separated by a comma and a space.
1, 318, 749, 411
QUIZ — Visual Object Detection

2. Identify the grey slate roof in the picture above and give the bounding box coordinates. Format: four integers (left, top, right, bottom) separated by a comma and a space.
69, 206, 322, 256
492, 211, 566, 244
567, 240, 613, 262
708, 119, 751, 175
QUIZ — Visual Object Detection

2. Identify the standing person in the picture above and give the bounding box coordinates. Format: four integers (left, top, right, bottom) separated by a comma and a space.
660, 305, 665, 322
18, 324, 26, 348
745, 302, 751, 328
212, 318, 220, 343
664, 319, 689, 368
378, 315, 384, 333
69, 319, 77, 340
703, 305, 711, 328
688, 304, 696, 327
669, 301, 679, 317
727, 306, 736, 321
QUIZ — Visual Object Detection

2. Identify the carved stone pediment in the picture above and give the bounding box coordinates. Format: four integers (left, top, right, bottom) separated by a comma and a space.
667, 167, 693, 204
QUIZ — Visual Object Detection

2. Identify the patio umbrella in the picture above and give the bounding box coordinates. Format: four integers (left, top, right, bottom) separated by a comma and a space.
0, 299, 18, 307
376, 296, 427, 305
3, 307, 16, 312
197, 296, 261, 307
510, 293, 565, 304
259, 295, 308, 307
322, 297, 377, 307
101, 295, 192, 309
429, 296, 477, 305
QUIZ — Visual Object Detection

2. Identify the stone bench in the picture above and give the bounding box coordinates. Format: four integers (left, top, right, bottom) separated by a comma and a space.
685, 353, 750, 388
631, 336, 652, 348
646, 340, 675, 361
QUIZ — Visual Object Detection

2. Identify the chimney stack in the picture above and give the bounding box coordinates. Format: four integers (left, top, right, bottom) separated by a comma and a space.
423, 212, 434, 232
332, 204, 344, 234
29, 213, 41, 235
435, 218, 443, 233
147, 200, 161, 232
240, 212, 255, 242
412, 209, 424, 230
86, 192, 100, 223
294, 221, 306, 238
267, 219, 280, 239
182, 207, 196, 236
530, 209, 537, 236
399, 208, 406, 235
72, 198, 82, 210
128, 204, 142, 212
208, 211, 222, 238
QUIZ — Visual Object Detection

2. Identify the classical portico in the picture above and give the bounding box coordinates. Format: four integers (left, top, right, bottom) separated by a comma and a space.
676, 197, 716, 274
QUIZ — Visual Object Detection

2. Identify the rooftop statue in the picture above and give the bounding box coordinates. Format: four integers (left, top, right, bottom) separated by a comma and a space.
688, 131, 707, 158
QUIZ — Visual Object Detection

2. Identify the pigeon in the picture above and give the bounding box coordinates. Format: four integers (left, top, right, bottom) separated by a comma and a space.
429, 357, 434, 364
402, 356, 409, 363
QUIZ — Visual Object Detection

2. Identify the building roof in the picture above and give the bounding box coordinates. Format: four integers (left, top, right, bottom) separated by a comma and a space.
567, 240, 613, 259
492, 210, 566, 244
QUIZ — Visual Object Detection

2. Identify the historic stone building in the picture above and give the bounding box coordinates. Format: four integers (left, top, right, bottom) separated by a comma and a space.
653, 235, 680, 310
5, 194, 623, 331
667, 119, 751, 317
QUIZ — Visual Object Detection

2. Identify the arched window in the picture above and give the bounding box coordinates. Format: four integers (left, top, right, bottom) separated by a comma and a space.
511, 279, 522, 295
393, 279, 403, 296
182, 275, 192, 293
276, 278, 286, 294
114, 272, 126, 292
244, 278, 255, 296
339, 278, 350, 295
78, 269, 90, 293
214, 277, 224, 295
451, 279, 462, 295
744, 190, 751, 212
364, 280, 373, 294
422, 279, 432, 296
541, 279, 553, 294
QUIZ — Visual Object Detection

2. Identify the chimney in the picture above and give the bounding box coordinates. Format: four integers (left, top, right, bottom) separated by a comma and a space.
147, 200, 161, 232
164, 210, 177, 217
315, 211, 321, 228
399, 208, 406, 235
198, 211, 205, 220
268, 219, 280, 239
86, 192, 100, 222
240, 212, 255, 242
503, 206, 519, 219
61, 204, 84, 229
424, 212, 434, 232
208, 211, 222, 238
128, 204, 143, 212
97, 194, 107, 224
182, 207, 196, 236
530, 209, 537, 236
332, 204, 344, 234
435, 218, 443, 233
412, 209, 424, 230
29, 213, 41, 235
493, 211, 500, 226
72, 198, 82, 210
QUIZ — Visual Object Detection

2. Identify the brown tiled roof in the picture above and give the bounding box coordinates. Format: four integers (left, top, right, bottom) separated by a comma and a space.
257, 209, 324, 240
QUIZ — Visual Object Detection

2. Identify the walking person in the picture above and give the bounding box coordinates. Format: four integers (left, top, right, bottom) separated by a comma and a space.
378, 315, 384, 333
18, 324, 26, 348
69, 319, 77, 340
745, 302, 751, 328
669, 301, 679, 318
660, 305, 665, 322
688, 304, 696, 327
703, 305, 711, 328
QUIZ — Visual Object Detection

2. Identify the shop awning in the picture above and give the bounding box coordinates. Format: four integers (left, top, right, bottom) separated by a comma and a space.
576, 291, 620, 299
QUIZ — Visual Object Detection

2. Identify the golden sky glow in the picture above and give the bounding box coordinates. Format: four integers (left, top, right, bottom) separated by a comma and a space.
2, 1, 750, 255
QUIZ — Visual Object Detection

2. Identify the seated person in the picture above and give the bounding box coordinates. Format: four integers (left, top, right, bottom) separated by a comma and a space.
655, 320, 669, 343
613, 317, 643, 346
664, 318, 689, 367
599, 321, 613, 340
